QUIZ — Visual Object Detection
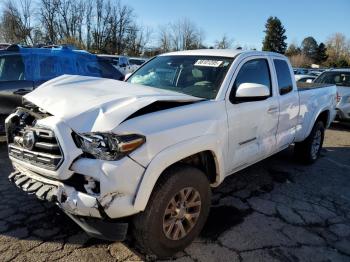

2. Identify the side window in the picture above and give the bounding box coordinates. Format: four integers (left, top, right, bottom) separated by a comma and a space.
37, 55, 61, 81
97, 60, 124, 80
230, 59, 271, 101
274, 59, 293, 95
0, 54, 27, 81
76, 55, 123, 80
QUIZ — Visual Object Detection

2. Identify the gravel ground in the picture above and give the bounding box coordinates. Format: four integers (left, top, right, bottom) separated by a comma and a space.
0, 122, 349, 262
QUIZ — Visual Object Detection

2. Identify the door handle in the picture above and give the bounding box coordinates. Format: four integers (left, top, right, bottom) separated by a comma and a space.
267, 107, 279, 114
13, 89, 30, 95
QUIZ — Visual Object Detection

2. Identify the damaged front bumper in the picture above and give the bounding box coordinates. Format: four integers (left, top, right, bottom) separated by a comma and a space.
9, 165, 133, 241
6, 111, 146, 241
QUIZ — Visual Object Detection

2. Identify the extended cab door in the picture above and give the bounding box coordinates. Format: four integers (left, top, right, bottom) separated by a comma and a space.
272, 59, 299, 150
225, 57, 279, 172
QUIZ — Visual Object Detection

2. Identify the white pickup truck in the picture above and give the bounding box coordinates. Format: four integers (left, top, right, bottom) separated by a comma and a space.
5, 49, 336, 258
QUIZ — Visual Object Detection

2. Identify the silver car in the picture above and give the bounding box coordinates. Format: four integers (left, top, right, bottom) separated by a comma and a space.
314, 69, 350, 121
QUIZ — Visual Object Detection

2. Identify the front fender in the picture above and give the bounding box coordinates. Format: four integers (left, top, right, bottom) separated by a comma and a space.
133, 134, 226, 212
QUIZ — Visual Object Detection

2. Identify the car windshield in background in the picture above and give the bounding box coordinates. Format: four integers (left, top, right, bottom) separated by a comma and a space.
314, 71, 350, 87
127, 55, 234, 99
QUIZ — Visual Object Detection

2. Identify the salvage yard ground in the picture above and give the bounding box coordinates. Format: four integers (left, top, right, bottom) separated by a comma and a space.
0, 122, 349, 262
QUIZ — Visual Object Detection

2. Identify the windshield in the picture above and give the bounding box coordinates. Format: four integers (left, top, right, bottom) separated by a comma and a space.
314, 71, 350, 87
127, 55, 234, 99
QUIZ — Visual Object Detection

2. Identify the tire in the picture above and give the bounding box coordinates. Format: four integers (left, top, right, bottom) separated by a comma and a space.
132, 164, 211, 259
294, 121, 325, 164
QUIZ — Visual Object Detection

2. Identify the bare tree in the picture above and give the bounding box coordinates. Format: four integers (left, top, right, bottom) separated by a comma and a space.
214, 34, 233, 49
125, 24, 152, 56
164, 18, 204, 51
158, 25, 172, 52
326, 33, 350, 65
39, 0, 59, 43
92, 0, 113, 51
85, 0, 94, 49
1, 0, 34, 44
112, 2, 134, 54
54, 0, 86, 42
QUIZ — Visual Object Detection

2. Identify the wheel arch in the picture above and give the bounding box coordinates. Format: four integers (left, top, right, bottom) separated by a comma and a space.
302, 108, 330, 140
133, 135, 225, 212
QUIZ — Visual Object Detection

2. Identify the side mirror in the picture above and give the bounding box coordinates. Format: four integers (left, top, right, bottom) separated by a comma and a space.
235, 83, 270, 102
124, 73, 132, 81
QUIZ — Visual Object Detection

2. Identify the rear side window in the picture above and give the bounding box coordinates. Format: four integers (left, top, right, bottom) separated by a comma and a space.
0, 54, 28, 81
76, 55, 123, 80
36, 55, 61, 80
32, 54, 77, 81
314, 72, 350, 87
274, 59, 293, 95
230, 59, 271, 100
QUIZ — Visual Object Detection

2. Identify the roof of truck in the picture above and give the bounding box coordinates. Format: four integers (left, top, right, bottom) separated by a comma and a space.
160, 49, 286, 58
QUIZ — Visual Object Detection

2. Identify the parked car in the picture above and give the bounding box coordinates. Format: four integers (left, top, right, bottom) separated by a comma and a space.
293, 67, 310, 75
97, 54, 133, 75
5, 49, 336, 258
308, 70, 324, 77
314, 69, 350, 121
295, 74, 316, 83
0, 45, 124, 133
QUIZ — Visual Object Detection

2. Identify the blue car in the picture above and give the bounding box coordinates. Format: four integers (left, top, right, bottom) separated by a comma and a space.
0, 45, 124, 133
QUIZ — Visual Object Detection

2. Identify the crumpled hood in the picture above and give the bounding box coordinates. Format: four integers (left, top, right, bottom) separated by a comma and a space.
24, 75, 202, 132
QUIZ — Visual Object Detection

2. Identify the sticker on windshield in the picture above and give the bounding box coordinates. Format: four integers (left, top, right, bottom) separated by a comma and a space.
194, 60, 223, 67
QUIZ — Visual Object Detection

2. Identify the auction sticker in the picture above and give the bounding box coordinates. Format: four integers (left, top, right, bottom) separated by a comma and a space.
194, 60, 223, 67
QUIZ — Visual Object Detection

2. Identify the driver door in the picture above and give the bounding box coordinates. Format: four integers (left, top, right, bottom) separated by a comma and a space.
225, 57, 279, 172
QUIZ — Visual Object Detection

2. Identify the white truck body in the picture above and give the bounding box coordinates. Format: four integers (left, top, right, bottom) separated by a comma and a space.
5, 50, 337, 253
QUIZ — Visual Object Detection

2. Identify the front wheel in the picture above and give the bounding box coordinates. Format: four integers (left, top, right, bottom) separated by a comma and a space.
132, 165, 211, 259
294, 121, 325, 164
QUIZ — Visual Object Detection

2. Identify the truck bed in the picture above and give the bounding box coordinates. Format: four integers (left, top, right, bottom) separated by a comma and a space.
297, 82, 333, 91
295, 82, 337, 143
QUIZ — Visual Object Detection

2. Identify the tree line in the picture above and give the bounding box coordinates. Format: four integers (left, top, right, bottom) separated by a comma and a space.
0, 0, 239, 56
262, 16, 350, 68
0, 0, 153, 56
0, 0, 214, 56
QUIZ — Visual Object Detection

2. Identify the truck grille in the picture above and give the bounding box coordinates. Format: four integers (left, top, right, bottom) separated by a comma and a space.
9, 127, 63, 170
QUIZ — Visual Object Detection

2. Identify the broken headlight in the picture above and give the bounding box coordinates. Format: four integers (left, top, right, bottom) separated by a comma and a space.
74, 133, 145, 161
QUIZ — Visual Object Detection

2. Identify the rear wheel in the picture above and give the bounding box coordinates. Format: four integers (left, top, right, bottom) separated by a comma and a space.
132, 165, 211, 259
294, 121, 325, 164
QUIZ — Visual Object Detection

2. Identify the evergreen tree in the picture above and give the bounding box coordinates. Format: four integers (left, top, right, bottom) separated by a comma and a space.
301, 37, 319, 61
316, 42, 328, 64
262, 16, 287, 54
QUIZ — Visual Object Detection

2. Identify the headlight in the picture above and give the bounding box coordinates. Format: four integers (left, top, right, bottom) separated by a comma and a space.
74, 133, 145, 161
